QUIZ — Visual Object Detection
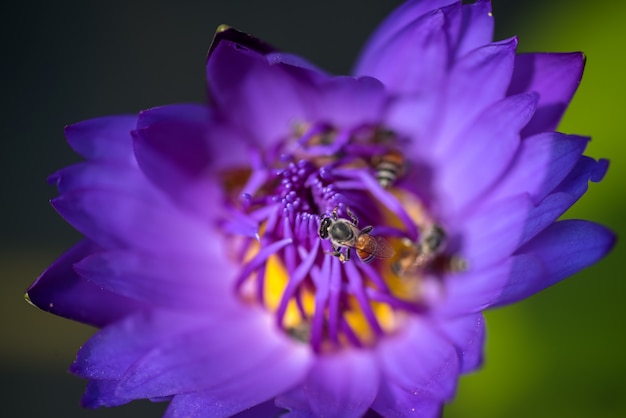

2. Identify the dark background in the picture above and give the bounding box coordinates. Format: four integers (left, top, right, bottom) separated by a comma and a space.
2, 1, 623, 417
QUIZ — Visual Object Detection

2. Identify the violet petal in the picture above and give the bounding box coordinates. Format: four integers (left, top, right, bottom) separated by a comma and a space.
207, 40, 317, 146
508, 52, 585, 137
377, 317, 459, 400
25, 240, 145, 328
74, 250, 235, 311
354, 0, 457, 76
354, 8, 448, 96
51, 189, 214, 257
486, 132, 589, 205
65, 115, 137, 164
437, 92, 536, 215
303, 350, 379, 418
118, 312, 311, 399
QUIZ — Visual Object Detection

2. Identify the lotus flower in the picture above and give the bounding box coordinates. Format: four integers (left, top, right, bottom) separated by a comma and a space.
26, 0, 614, 416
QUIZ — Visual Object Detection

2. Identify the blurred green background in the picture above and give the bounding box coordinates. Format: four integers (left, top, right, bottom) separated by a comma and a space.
1, 0, 623, 416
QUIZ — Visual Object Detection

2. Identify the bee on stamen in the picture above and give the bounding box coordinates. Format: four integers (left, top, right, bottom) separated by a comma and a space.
393, 223, 455, 275
319, 207, 395, 263
371, 149, 406, 189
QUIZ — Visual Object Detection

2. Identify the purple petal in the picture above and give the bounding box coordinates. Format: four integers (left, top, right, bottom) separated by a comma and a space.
231, 401, 287, 418
118, 311, 312, 399
354, 8, 448, 96
25, 240, 145, 328
437, 92, 536, 215
377, 317, 459, 400
48, 162, 161, 202
445, 220, 614, 312
132, 106, 228, 217
439, 254, 544, 316
51, 189, 214, 258
383, 95, 439, 160
70, 310, 222, 380
136, 103, 208, 129
65, 115, 138, 164
457, 194, 533, 270
436, 314, 485, 373
371, 380, 442, 418
275, 387, 315, 418
518, 156, 609, 245
206, 40, 317, 146
431, 38, 517, 156
495, 219, 616, 306
82, 379, 133, 408
486, 132, 589, 205
163, 348, 310, 418
444, 0, 494, 60
74, 250, 235, 311
354, 0, 456, 76
317, 76, 386, 127
302, 350, 379, 418
507, 52, 585, 137
266, 52, 328, 76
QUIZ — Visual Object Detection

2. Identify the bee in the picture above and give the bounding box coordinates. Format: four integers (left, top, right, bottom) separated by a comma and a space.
372, 149, 406, 189
319, 207, 395, 263
393, 223, 448, 275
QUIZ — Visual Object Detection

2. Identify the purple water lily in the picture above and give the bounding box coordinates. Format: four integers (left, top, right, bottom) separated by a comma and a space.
26, 0, 614, 416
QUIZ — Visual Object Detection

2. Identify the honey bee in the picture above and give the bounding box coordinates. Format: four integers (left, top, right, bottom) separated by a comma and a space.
393, 223, 448, 275
319, 207, 395, 263
372, 149, 406, 189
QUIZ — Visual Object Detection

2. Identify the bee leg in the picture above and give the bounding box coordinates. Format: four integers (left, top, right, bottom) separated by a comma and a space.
360, 225, 373, 234
340, 248, 351, 263
347, 207, 359, 226
325, 245, 343, 260
332, 206, 339, 220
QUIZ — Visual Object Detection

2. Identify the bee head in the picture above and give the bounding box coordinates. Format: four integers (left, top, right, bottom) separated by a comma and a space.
318, 217, 333, 239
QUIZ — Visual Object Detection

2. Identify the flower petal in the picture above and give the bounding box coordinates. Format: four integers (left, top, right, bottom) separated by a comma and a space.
486, 132, 589, 205
354, 8, 448, 96
74, 250, 235, 311
439, 254, 544, 316
377, 317, 459, 400
25, 240, 145, 328
70, 310, 220, 380
445, 0, 494, 60
436, 314, 485, 373
132, 105, 228, 217
206, 40, 316, 146
301, 350, 379, 418
48, 162, 161, 202
431, 37, 517, 156
372, 380, 442, 417
494, 219, 616, 306
518, 155, 609, 245
231, 401, 287, 418
275, 387, 314, 418
51, 189, 214, 257
437, 92, 536, 215
508, 52, 585, 137
317, 76, 386, 127
445, 220, 615, 312
354, 0, 456, 77
65, 115, 138, 164
118, 311, 311, 399
457, 193, 533, 270
81, 379, 133, 408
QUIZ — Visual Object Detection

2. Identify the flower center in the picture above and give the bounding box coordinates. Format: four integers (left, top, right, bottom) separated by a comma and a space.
219, 123, 458, 352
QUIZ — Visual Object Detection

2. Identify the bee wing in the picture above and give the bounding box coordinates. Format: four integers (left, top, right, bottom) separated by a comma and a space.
355, 235, 395, 262
371, 236, 396, 258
